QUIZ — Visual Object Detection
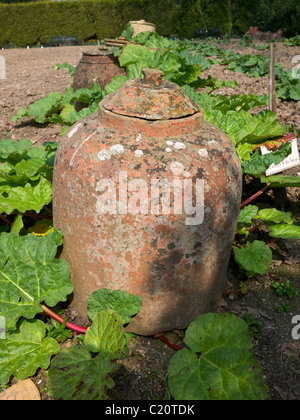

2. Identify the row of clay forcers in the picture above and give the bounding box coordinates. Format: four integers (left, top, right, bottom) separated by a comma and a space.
73, 20, 156, 111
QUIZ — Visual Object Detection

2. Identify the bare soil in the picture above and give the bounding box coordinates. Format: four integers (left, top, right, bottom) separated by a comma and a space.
0, 39, 300, 401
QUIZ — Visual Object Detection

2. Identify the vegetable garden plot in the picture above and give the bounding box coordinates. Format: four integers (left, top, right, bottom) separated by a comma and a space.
0, 32, 300, 400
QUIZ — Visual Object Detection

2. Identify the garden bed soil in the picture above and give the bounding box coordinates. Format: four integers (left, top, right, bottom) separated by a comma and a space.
0, 39, 300, 400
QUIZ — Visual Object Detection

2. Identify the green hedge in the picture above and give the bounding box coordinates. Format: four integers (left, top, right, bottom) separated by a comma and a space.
0, 0, 178, 47
176, 0, 231, 37
231, 0, 261, 34
0, 0, 232, 47
0, 0, 299, 46
231, 0, 300, 36
253, 0, 300, 37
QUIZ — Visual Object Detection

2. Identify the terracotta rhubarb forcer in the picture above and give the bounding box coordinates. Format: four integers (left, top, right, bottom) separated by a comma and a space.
73, 46, 127, 111
53, 68, 242, 336
129, 20, 156, 37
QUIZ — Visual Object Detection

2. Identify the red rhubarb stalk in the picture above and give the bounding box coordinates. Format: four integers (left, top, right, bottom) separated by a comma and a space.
42, 304, 182, 350
240, 185, 270, 209
42, 304, 88, 334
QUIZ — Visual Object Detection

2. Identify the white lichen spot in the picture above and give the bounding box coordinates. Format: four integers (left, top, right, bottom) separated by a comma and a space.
208, 140, 219, 147
198, 149, 208, 157
174, 142, 186, 150
170, 161, 184, 176
166, 140, 174, 146
135, 149, 144, 157
136, 133, 142, 143
67, 123, 82, 138
98, 150, 112, 161
166, 148, 172, 153
110, 144, 125, 155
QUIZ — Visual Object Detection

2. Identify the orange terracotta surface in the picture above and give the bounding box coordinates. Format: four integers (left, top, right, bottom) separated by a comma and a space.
53, 69, 242, 335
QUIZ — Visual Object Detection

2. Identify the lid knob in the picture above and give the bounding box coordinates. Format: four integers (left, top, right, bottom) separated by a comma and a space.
142, 68, 164, 86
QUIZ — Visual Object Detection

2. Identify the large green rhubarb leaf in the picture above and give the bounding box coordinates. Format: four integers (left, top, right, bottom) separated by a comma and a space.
256, 208, 294, 225
241, 142, 292, 175
87, 288, 142, 324
0, 176, 52, 214
168, 313, 268, 400
260, 174, 300, 188
84, 310, 127, 357
268, 224, 300, 239
233, 240, 272, 278
0, 319, 60, 385
0, 230, 72, 331
48, 344, 116, 400
0, 138, 32, 165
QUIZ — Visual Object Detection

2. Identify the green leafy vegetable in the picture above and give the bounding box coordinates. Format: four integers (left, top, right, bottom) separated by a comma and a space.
0, 176, 52, 215
48, 308, 128, 400
87, 288, 142, 324
84, 310, 127, 356
0, 230, 72, 330
182, 89, 287, 146
0, 138, 32, 165
11, 92, 64, 124
47, 344, 116, 400
260, 174, 300, 188
270, 280, 298, 298
233, 240, 272, 278
10, 213, 24, 236
104, 75, 129, 95
0, 319, 60, 385
241, 142, 292, 175
256, 208, 294, 225
238, 205, 259, 226
268, 224, 300, 239
55, 62, 76, 77
120, 23, 134, 41
168, 313, 268, 400
47, 318, 73, 343
11, 85, 104, 134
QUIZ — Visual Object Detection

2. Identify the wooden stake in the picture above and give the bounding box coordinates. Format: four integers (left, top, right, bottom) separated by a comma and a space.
269, 43, 277, 113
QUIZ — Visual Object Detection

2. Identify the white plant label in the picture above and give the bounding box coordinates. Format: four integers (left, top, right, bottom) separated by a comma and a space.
261, 138, 300, 176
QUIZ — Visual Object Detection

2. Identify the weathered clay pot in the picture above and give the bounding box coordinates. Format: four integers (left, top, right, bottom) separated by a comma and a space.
73, 46, 127, 111
129, 20, 156, 37
53, 68, 242, 336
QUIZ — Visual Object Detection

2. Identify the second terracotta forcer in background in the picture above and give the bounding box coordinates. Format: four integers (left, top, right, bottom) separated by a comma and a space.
73, 45, 127, 111
53, 68, 242, 335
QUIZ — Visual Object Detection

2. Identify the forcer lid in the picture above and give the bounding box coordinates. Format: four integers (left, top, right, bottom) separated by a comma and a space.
129, 19, 156, 28
83, 46, 112, 57
101, 68, 200, 120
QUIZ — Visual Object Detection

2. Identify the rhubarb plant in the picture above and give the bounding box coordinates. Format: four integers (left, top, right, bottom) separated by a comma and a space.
168, 313, 268, 400
234, 205, 300, 277
47, 310, 128, 400
0, 319, 60, 385
0, 229, 72, 331
0, 139, 57, 215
